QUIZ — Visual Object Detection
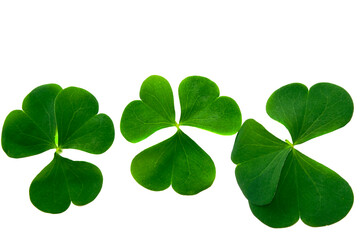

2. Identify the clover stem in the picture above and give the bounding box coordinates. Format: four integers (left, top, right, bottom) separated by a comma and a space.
285, 139, 294, 148
56, 147, 63, 154
55, 129, 59, 146
54, 129, 62, 154
175, 122, 180, 130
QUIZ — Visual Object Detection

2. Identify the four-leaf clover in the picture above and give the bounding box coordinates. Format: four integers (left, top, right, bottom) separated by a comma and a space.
231, 82, 354, 227
121, 75, 242, 195
1, 84, 115, 213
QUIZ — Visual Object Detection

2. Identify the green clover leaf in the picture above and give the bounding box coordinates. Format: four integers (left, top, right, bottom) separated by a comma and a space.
2, 84, 114, 213
131, 130, 215, 195
231, 83, 354, 228
266, 83, 353, 145
179, 76, 242, 135
120, 75, 176, 143
121, 75, 241, 195
30, 153, 103, 213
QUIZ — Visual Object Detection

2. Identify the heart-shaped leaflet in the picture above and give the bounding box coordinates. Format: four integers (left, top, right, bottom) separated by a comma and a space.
2, 84, 114, 213
266, 83, 353, 145
121, 75, 241, 195
232, 82, 354, 227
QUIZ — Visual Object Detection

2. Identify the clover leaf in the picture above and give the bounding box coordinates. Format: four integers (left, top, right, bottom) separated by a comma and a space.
2, 84, 114, 213
121, 75, 241, 195
266, 82, 353, 145
231, 83, 354, 228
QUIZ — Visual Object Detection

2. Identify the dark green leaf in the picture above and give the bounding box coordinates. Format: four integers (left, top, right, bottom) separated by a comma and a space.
249, 149, 299, 228
120, 75, 176, 143
55, 87, 97, 145
1, 84, 61, 158
121, 75, 241, 195
30, 153, 103, 214
250, 149, 353, 228
22, 84, 63, 140
2, 110, 54, 158
232, 82, 353, 227
55, 86, 114, 153
120, 100, 175, 143
234, 130, 354, 229
231, 119, 291, 205
60, 113, 114, 154
140, 75, 176, 123
179, 76, 241, 135
2, 84, 114, 213
266, 82, 353, 145
131, 130, 215, 195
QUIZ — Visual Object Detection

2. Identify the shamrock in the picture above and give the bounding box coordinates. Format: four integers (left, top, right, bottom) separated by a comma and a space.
121, 75, 241, 195
2, 84, 115, 213
231, 82, 354, 227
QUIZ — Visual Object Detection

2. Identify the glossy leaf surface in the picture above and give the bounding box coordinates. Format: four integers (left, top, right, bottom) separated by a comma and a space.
30, 153, 103, 213
266, 82, 353, 145
2, 84, 61, 158
55, 87, 114, 154
179, 76, 241, 135
121, 75, 241, 195
232, 82, 354, 227
232, 119, 291, 205
22, 84, 62, 141
250, 149, 353, 228
120, 75, 176, 143
2, 84, 114, 213
131, 130, 215, 195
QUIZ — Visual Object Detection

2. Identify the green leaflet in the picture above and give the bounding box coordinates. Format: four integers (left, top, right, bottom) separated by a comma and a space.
2, 84, 62, 158
179, 76, 242, 135
266, 82, 354, 145
120, 75, 176, 143
140, 75, 176, 123
131, 130, 215, 195
1, 110, 56, 158
231, 119, 291, 206
250, 149, 353, 228
121, 75, 241, 195
55, 87, 114, 154
23, 84, 62, 142
30, 153, 103, 214
1, 84, 114, 213
232, 82, 354, 228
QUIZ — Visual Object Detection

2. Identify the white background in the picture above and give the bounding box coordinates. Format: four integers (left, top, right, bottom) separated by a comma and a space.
0, 1, 359, 239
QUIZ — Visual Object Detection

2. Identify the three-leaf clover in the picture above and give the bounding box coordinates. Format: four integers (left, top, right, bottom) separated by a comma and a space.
1, 84, 115, 213
231, 83, 354, 227
121, 75, 242, 195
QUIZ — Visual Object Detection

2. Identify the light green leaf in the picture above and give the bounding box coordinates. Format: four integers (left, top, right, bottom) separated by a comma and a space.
120, 75, 176, 143
231, 119, 291, 205
30, 153, 103, 214
250, 149, 353, 228
179, 76, 241, 135
131, 130, 215, 195
266, 82, 353, 145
